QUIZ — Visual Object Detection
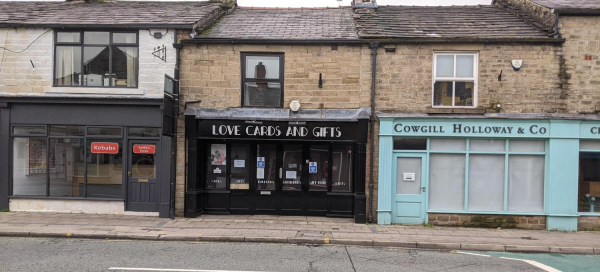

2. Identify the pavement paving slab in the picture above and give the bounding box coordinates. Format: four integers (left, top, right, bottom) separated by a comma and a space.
0, 212, 599, 255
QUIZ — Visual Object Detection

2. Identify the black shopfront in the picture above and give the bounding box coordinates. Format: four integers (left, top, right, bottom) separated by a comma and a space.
184, 108, 369, 223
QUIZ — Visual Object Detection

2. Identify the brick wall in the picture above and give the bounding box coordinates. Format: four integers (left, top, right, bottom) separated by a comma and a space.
375, 43, 566, 114
0, 28, 175, 97
429, 213, 546, 230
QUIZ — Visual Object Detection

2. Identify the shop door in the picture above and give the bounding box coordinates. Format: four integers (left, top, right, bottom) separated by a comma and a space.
392, 153, 427, 224
280, 144, 305, 215
126, 141, 159, 212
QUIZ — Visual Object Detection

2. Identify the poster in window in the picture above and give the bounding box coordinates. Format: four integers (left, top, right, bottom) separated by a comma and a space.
28, 138, 46, 175
210, 144, 227, 165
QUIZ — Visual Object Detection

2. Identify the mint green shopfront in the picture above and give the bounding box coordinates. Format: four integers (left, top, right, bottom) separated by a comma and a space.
377, 115, 600, 231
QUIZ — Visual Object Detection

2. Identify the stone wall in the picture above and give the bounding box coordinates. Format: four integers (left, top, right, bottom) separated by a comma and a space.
375, 43, 566, 114
429, 213, 546, 230
175, 43, 372, 216
559, 16, 600, 114
578, 216, 600, 231
0, 28, 175, 97
495, 0, 556, 31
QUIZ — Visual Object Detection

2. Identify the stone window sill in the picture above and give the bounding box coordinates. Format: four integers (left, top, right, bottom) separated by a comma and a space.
426, 107, 486, 115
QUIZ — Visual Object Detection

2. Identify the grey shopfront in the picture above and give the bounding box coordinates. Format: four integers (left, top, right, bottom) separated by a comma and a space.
0, 97, 173, 217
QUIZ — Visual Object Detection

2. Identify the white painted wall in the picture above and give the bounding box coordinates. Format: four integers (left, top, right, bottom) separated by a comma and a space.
0, 28, 176, 98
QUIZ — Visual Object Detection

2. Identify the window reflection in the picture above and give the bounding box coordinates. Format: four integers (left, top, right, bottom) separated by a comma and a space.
332, 145, 353, 192
12, 138, 47, 196
50, 138, 85, 197
86, 140, 123, 198
309, 145, 328, 191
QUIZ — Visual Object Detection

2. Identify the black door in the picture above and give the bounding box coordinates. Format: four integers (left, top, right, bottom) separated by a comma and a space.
126, 141, 159, 212
253, 143, 280, 214
280, 144, 305, 215
229, 143, 253, 214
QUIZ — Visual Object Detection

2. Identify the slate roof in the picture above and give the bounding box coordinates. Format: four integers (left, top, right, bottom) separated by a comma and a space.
529, 0, 600, 14
0, 1, 223, 28
353, 5, 553, 40
199, 8, 359, 40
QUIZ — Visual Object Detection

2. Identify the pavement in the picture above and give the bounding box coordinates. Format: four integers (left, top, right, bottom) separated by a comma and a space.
0, 212, 599, 255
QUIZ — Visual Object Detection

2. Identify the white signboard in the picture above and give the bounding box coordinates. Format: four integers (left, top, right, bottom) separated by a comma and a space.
234, 160, 245, 168
257, 168, 265, 179
286, 171, 297, 179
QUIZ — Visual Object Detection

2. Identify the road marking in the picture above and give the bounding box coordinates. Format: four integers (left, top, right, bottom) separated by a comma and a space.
454, 251, 491, 257
108, 268, 263, 272
500, 257, 562, 272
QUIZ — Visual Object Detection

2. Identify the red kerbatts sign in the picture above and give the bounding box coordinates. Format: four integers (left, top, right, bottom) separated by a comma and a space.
91, 142, 119, 154
134, 144, 156, 154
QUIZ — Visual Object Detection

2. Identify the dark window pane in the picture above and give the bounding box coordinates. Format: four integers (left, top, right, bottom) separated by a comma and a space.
282, 144, 302, 191
207, 143, 227, 190
87, 127, 122, 136
256, 144, 276, 190
455, 81, 474, 106
12, 138, 47, 196
309, 145, 329, 191
332, 145, 353, 192
84, 32, 109, 45
49, 138, 85, 197
83, 47, 110, 86
13, 126, 45, 135
86, 140, 123, 198
579, 152, 600, 213
113, 33, 136, 44
55, 46, 82, 86
50, 126, 85, 136
433, 81, 453, 106
112, 47, 138, 87
230, 144, 250, 190
394, 138, 427, 150
57, 32, 80, 43
245, 56, 280, 79
243, 82, 282, 107
132, 148, 155, 179
128, 128, 160, 138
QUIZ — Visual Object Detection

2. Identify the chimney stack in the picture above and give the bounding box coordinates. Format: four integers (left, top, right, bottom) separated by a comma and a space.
352, 0, 377, 8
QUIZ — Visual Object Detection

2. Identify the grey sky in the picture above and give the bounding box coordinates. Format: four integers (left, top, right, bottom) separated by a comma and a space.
0, 0, 493, 6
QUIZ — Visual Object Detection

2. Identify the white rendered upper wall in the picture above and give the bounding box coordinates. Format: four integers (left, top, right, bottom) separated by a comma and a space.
0, 28, 176, 98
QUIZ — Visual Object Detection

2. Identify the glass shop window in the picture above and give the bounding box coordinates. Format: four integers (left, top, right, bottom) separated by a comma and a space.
86, 140, 123, 198
206, 143, 227, 190
433, 52, 477, 107
54, 31, 138, 88
428, 138, 545, 213
282, 144, 302, 191
13, 126, 46, 135
49, 138, 85, 197
256, 144, 277, 190
579, 141, 600, 213
393, 138, 427, 150
242, 53, 284, 108
87, 127, 122, 136
230, 144, 250, 190
332, 145, 353, 192
308, 145, 329, 191
12, 137, 47, 196
50, 125, 85, 136
128, 127, 160, 138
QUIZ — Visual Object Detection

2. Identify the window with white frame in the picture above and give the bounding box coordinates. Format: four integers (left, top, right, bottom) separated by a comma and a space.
433, 52, 477, 107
